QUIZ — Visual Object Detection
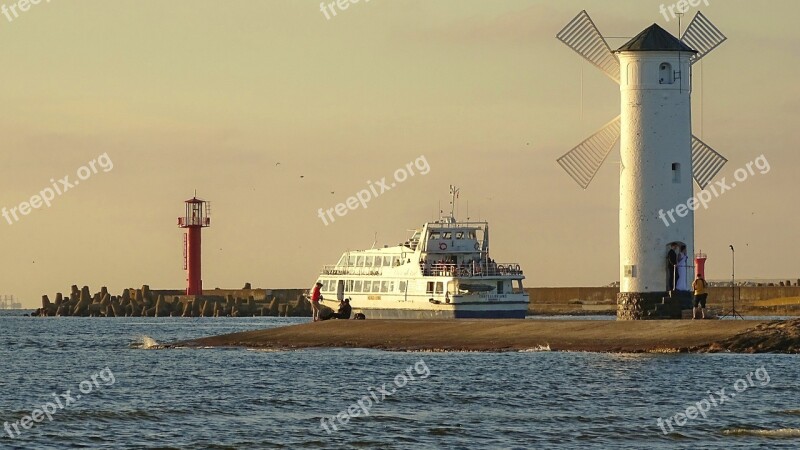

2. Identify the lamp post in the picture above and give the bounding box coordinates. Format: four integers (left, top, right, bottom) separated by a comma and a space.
730, 245, 734, 310
721, 244, 743, 319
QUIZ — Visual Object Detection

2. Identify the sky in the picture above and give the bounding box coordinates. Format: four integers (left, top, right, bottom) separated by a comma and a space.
1, 0, 798, 307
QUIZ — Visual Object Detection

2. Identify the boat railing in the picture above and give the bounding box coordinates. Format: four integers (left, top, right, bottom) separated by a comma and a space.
421, 262, 523, 278
320, 265, 383, 276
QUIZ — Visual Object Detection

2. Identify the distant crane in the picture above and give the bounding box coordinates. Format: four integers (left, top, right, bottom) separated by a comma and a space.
0, 295, 22, 309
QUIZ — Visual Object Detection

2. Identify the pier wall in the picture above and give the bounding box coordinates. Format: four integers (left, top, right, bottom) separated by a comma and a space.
527, 287, 800, 316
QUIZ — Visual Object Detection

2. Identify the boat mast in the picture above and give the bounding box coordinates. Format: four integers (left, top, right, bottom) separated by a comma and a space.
444, 185, 459, 223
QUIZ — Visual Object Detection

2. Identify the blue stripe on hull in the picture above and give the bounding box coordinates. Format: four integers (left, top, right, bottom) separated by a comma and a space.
354, 308, 527, 319
453, 309, 526, 319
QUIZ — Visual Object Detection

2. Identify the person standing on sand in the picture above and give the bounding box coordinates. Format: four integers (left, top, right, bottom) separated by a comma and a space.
692, 274, 708, 319
310, 282, 322, 322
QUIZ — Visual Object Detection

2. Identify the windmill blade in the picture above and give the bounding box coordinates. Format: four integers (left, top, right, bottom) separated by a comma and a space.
691, 135, 728, 189
556, 10, 620, 83
557, 116, 621, 189
681, 12, 727, 64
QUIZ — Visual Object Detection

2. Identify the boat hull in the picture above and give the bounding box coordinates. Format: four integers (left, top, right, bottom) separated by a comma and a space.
345, 301, 529, 319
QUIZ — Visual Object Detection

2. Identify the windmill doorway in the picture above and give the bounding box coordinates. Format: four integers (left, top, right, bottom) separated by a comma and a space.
666, 242, 691, 292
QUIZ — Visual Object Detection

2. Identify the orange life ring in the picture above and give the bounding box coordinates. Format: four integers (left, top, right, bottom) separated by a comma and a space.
439, 242, 447, 251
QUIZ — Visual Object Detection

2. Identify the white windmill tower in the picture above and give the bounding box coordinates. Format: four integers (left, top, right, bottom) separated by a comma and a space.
556, 11, 728, 319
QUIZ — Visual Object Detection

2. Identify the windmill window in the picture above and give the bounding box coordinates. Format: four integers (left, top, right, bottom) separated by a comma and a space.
672, 163, 681, 183
659, 63, 674, 84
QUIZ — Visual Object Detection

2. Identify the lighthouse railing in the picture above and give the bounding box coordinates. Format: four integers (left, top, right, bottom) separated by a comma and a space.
178, 217, 211, 227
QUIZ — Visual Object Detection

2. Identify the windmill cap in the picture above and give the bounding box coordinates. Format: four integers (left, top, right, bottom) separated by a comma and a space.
615, 24, 698, 53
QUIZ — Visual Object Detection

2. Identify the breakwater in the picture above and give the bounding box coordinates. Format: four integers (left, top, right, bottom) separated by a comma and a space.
28, 285, 800, 318
528, 286, 800, 316
31, 285, 316, 318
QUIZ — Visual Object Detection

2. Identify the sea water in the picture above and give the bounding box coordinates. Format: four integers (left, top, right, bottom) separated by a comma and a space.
0, 311, 798, 449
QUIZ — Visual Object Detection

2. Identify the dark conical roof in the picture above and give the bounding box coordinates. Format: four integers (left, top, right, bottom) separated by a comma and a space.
616, 24, 697, 53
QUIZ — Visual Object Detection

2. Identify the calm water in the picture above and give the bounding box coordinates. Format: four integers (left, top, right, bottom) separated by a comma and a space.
1, 311, 799, 449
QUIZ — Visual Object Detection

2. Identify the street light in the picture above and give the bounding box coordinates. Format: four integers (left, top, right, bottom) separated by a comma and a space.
721, 244, 743, 319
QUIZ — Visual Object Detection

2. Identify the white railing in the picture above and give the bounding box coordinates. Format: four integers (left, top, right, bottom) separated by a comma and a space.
422, 262, 523, 278
320, 265, 382, 276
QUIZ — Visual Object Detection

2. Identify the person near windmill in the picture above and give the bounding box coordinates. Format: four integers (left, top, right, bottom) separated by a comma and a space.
692, 273, 709, 319
667, 243, 679, 291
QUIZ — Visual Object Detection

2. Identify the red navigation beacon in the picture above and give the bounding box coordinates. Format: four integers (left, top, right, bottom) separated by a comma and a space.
178, 197, 211, 295
694, 251, 707, 279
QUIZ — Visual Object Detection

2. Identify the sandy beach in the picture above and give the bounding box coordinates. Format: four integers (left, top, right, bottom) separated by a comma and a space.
177, 319, 777, 353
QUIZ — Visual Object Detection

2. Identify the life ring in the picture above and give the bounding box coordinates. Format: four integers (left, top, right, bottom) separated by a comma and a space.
474, 242, 480, 251
439, 242, 447, 251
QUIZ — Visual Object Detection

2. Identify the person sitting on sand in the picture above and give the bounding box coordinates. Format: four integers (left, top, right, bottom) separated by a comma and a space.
692, 274, 708, 319
310, 282, 322, 322
332, 298, 352, 320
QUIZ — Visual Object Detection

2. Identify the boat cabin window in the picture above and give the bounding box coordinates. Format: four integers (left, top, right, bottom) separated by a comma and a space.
512, 280, 524, 294
383, 256, 392, 267
428, 232, 440, 240
355, 256, 364, 266
435, 282, 444, 294
363, 281, 372, 292
364, 256, 374, 267
348, 255, 356, 266
337, 255, 348, 266
381, 281, 390, 293
399, 281, 407, 292
374, 257, 383, 268
346, 280, 354, 292
371, 282, 381, 293
354, 280, 362, 292
426, 282, 434, 294
456, 232, 464, 239
469, 231, 477, 239
442, 232, 451, 239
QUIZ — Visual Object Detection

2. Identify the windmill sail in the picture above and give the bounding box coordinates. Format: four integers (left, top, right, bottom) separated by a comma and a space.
691, 135, 728, 189
557, 116, 621, 189
556, 10, 620, 83
681, 12, 727, 64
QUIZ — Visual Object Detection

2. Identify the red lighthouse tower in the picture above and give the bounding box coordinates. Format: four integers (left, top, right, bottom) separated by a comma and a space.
178, 196, 211, 295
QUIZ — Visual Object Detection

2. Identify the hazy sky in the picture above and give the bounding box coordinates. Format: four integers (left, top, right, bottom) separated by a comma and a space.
2, 0, 798, 307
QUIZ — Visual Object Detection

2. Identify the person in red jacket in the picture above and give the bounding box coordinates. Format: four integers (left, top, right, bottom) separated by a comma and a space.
310, 282, 322, 322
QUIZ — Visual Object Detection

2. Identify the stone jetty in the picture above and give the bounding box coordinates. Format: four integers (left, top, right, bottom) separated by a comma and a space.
31, 285, 320, 318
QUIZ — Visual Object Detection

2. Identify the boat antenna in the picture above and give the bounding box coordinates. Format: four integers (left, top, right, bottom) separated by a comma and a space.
371, 232, 377, 249
446, 185, 459, 223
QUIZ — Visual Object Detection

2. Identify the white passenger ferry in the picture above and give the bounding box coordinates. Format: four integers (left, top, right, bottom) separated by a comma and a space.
312, 188, 529, 319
